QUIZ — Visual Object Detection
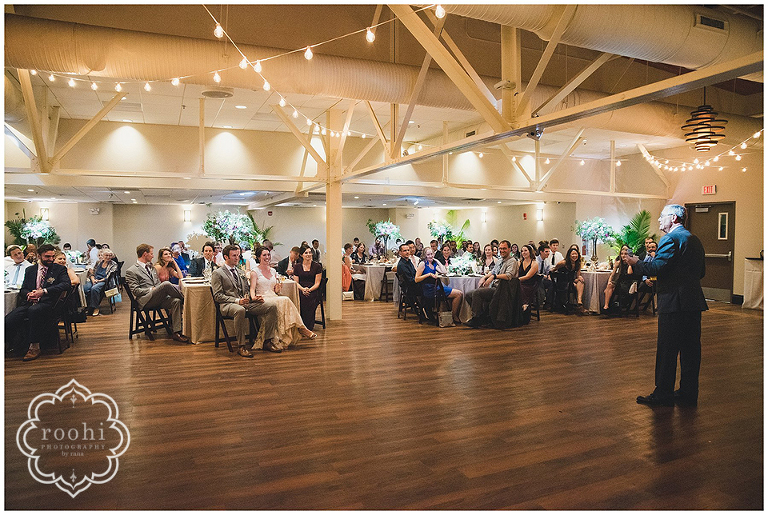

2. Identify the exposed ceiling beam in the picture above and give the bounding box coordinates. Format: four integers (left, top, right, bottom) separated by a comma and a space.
365, 100, 390, 157
389, 4, 509, 134
516, 5, 577, 117
344, 136, 380, 175
4, 123, 35, 160
538, 128, 585, 190
533, 52, 615, 116
637, 143, 672, 194
5, 167, 325, 183
498, 144, 533, 185
17, 68, 49, 172
393, 14, 446, 155
51, 91, 127, 165
334, 99, 357, 169
248, 192, 300, 209
273, 105, 327, 167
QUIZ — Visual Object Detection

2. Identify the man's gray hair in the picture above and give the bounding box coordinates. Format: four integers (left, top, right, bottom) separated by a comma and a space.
664, 204, 686, 224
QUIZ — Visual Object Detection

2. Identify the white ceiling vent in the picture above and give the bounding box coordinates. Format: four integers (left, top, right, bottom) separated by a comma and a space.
201, 87, 234, 99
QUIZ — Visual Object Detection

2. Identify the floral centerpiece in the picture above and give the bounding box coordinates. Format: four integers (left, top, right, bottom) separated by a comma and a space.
447, 252, 477, 275
366, 219, 401, 256
64, 250, 83, 264
427, 220, 453, 244
202, 210, 254, 246
575, 217, 616, 262
5, 211, 61, 246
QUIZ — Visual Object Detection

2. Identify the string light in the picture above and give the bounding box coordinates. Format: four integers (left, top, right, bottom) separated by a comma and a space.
262, 80, 270, 91
361, 133, 366, 138
735, 154, 742, 161
306, 117, 312, 126
292, 109, 299, 119
418, 144, 423, 151
48, 74, 55, 82
544, 158, 550, 164
253, 61, 262, 73
214, 23, 224, 39
144, 82, 151, 92
704, 160, 710, 166
278, 97, 286, 107
114, 83, 122, 92
511, 156, 516, 162
30, 69, 37, 75
171, 78, 180, 86
580, 160, 585, 166
478, 152, 483, 158
616, 160, 621, 167
68, 78, 76, 88
91, 82, 98, 90
742, 167, 747, 172
321, 127, 326, 135
304, 46, 313, 60
740, 142, 747, 149
753, 131, 761, 139
693, 158, 699, 164
728, 150, 735, 156
366, 28, 375, 43
435, 4, 446, 18
719, 167, 723, 171
213, 71, 221, 83
713, 156, 719, 162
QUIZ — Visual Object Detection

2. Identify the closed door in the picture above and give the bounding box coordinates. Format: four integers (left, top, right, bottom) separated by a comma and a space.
685, 201, 735, 302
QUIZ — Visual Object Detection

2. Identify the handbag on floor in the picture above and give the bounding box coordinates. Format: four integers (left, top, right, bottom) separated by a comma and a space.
438, 311, 454, 328
342, 291, 354, 301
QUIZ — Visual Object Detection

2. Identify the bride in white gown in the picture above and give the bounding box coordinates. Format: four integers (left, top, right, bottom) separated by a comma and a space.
250, 247, 316, 350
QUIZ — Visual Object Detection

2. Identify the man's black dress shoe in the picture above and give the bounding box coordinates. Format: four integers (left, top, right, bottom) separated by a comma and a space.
466, 317, 482, 328
674, 390, 698, 407
636, 393, 674, 407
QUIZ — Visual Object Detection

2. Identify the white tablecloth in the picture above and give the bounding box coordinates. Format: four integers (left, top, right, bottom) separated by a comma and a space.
581, 270, 612, 313
5, 290, 19, 316
180, 278, 300, 344
393, 275, 483, 323
743, 259, 763, 310
360, 264, 391, 301
75, 269, 88, 306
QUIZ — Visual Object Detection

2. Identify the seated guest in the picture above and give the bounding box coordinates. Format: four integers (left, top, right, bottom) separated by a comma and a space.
548, 238, 564, 269
188, 242, 218, 277
603, 245, 634, 311
214, 242, 225, 266
178, 241, 191, 267
414, 238, 424, 258
393, 240, 419, 272
53, 251, 80, 286
637, 240, 657, 303
490, 239, 500, 257
155, 247, 184, 286
342, 243, 354, 291
472, 241, 482, 259
435, 243, 452, 266
369, 237, 386, 259
394, 243, 417, 283
62, 242, 72, 251
25, 244, 38, 264
249, 245, 316, 352
5, 245, 31, 288
552, 247, 587, 314
448, 240, 458, 257
276, 246, 301, 277
125, 244, 189, 342
517, 244, 539, 310
479, 244, 499, 274
171, 245, 188, 278
262, 239, 280, 266
352, 242, 368, 265
5, 244, 71, 361
292, 246, 324, 331
101, 243, 119, 263
536, 244, 553, 308
416, 247, 463, 325
510, 243, 521, 261
212, 245, 279, 358
429, 239, 439, 256
466, 241, 518, 328
84, 248, 118, 315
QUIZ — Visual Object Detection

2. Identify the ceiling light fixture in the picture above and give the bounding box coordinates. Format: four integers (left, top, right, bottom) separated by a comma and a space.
262, 80, 270, 91
366, 27, 375, 43
544, 158, 550, 164
580, 160, 585, 165
253, 60, 262, 73
681, 87, 727, 151
48, 74, 55, 82
114, 83, 122, 92
435, 4, 446, 18
239, 57, 249, 69
68, 78, 76, 88
171, 78, 180, 86
235, 105, 246, 109
304, 46, 314, 60
90, 82, 98, 91
213, 71, 221, 83
616, 160, 621, 166
144, 82, 151, 92
214, 23, 224, 39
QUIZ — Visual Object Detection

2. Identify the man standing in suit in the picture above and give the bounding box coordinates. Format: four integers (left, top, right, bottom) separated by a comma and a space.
311, 239, 322, 263
5, 244, 71, 361
211, 245, 280, 357
125, 244, 189, 343
625, 204, 707, 407
188, 242, 217, 277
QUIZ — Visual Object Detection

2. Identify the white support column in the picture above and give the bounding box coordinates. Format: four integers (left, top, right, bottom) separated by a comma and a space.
199, 97, 205, 175
326, 109, 344, 320
390, 103, 400, 159
442, 121, 449, 184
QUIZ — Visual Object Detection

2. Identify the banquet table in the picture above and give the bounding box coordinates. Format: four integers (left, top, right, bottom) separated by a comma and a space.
581, 270, 613, 313
393, 274, 483, 323
742, 258, 763, 310
180, 277, 300, 344
75, 269, 88, 306
5, 290, 19, 316
359, 264, 392, 301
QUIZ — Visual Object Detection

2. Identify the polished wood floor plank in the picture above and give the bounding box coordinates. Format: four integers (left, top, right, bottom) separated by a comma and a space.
4, 299, 762, 509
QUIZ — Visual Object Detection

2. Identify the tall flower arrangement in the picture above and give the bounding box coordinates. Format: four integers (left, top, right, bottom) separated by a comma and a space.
5, 211, 60, 246
427, 220, 453, 244
366, 219, 401, 252
202, 210, 254, 245
447, 252, 477, 275
575, 217, 616, 260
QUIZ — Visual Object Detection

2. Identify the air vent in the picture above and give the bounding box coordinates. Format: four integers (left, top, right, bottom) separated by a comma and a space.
465, 130, 476, 137
201, 87, 234, 98
104, 101, 142, 112
695, 14, 727, 31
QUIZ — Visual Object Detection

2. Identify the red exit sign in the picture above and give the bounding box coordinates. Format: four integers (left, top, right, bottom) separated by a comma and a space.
702, 185, 717, 195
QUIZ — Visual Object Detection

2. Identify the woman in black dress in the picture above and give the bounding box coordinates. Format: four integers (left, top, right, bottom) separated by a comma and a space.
292, 246, 324, 330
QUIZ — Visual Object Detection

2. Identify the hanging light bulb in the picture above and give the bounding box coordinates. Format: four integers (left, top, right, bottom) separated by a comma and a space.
718, 166, 723, 171
321, 127, 326, 135
171, 78, 180, 86
742, 167, 747, 172
713, 156, 719, 162
435, 4, 446, 18
90, 82, 98, 91
330, 131, 336, 137
292, 109, 299, 119
616, 160, 621, 167
306, 117, 312, 126
304, 46, 313, 60
740, 141, 747, 149
753, 131, 761, 139
239, 57, 249, 70
735, 154, 742, 161
361, 133, 366, 138
68, 78, 76, 88
511, 156, 516, 162
693, 158, 699, 164
253, 60, 262, 73
114, 83, 122, 92
213, 71, 221, 83
30, 69, 38, 76
144, 82, 152, 92
478, 152, 483, 158
704, 160, 710, 166
48, 74, 55, 82
418, 144, 423, 151
688, 166, 693, 171
544, 158, 550, 164
728, 149, 735, 156
278, 97, 286, 108
366, 27, 376, 43
580, 159, 585, 166
315, 124, 320, 132
214, 23, 224, 39
262, 80, 270, 91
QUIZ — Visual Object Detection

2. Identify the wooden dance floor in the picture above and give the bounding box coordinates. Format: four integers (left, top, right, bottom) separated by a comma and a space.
4, 299, 763, 509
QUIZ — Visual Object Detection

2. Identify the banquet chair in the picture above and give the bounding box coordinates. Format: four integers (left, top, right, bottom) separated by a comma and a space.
209, 287, 259, 352
314, 277, 327, 329
638, 279, 657, 314
551, 269, 577, 314
124, 282, 173, 340
59, 283, 82, 344
395, 271, 424, 324
379, 267, 394, 302
528, 274, 542, 321
604, 277, 640, 317
423, 276, 447, 326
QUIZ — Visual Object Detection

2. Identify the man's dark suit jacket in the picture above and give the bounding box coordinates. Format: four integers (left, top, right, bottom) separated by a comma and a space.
275, 256, 296, 277
633, 226, 707, 314
396, 257, 416, 284
18, 262, 71, 306
188, 257, 217, 277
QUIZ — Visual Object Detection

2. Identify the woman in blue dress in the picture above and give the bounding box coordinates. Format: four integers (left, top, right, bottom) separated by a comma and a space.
415, 247, 464, 325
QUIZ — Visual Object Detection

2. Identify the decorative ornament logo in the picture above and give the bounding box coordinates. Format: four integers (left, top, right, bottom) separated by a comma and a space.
16, 379, 130, 498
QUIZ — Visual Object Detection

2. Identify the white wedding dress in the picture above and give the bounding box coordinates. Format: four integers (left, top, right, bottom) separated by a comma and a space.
251, 266, 305, 350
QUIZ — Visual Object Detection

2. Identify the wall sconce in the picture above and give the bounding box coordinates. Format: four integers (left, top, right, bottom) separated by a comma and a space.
481, 211, 487, 223
536, 208, 544, 221
183, 209, 191, 222
40, 208, 49, 221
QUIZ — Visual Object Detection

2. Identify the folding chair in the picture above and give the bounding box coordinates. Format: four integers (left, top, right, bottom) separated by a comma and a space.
210, 287, 259, 352
124, 282, 173, 340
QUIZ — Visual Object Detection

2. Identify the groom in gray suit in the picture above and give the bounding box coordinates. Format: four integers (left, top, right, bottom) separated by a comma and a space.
125, 243, 189, 342
211, 245, 279, 357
